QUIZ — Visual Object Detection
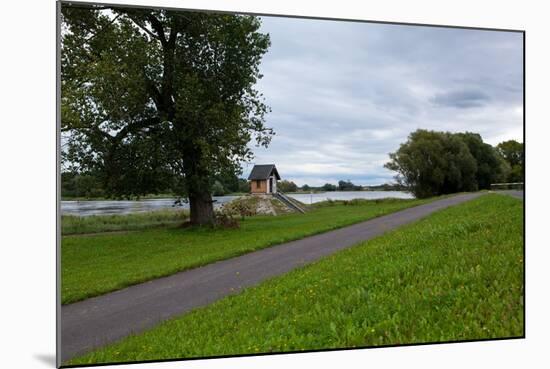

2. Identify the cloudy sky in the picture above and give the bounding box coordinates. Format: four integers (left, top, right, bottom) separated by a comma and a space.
242, 16, 523, 186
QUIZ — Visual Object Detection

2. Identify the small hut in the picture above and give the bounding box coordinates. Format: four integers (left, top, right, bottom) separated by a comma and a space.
248, 164, 281, 194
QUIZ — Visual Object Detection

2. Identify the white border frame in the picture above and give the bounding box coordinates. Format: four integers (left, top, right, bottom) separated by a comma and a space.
2, 1, 548, 369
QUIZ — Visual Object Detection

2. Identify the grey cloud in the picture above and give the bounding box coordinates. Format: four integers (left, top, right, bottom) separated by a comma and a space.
431, 89, 491, 108
244, 16, 523, 186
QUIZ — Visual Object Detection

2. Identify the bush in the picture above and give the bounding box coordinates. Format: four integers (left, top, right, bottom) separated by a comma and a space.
220, 198, 257, 220
214, 213, 240, 229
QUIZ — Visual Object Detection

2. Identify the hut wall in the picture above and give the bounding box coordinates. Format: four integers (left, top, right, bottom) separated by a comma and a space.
250, 179, 268, 194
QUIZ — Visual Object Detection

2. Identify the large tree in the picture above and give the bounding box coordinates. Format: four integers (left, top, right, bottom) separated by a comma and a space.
496, 140, 524, 183
455, 132, 508, 189
61, 4, 273, 224
385, 129, 478, 198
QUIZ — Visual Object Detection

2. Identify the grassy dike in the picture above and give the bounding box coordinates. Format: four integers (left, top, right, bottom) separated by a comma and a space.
68, 194, 523, 365
62, 198, 431, 304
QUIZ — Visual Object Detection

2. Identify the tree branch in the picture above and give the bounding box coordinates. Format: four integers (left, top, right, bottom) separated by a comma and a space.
114, 117, 161, 141
64, 117, 161, 144
167, 17, 178, 48
125, 14, 160, 41
147, 13, 168, 46
84, 14, 122, 42
145, 78, 163, 109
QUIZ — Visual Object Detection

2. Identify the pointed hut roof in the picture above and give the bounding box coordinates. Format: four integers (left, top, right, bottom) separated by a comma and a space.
247, 164, 281, 180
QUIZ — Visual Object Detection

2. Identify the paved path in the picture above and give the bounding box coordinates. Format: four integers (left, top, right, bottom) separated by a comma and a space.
61, 192, 482, 362
497, 190, 524, 200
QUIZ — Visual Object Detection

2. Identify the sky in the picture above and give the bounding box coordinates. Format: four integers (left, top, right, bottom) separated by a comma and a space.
242, 16, 524, 186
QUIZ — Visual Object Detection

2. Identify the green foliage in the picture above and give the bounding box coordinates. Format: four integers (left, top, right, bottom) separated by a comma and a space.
62, 197, 430, 304
278, 180, 298, 193
496, 140, 524, 167
211, 181, 226, 196
509, 165, 523, 183
61, 172, 105, 198
209, 174, 250, 195
385, 130, 480, 198
294, 182, 403, 193
61, 4, 272, 223
338, 180, 361, 191
212, 172, 238, 194
455, 132, 508, 189
496, 140, 524, 183
364, 183, 408, 191
387, 132, 524, 197
237, 178, 251, 193
68, 195, 523, 365
213, 213, 240, 229
220, 196, 258, 220
321, 183, 337, 191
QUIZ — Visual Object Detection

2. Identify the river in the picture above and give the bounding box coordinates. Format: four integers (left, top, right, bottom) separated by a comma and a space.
61, 191, 413, 216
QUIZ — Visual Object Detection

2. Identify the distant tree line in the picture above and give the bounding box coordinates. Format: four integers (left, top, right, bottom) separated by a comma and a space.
211, 172, 251, 196
61, 172, 106, 199
277, 180, 299, 193
62, 172, 394, 198
62, 171, 250, 199
321, 183, 338, 191
280, 180, 405, 193
385, 129, 523, 198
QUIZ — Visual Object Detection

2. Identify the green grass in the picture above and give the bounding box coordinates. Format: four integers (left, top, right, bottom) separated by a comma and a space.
62, 209, 189, 235
62, 197, 430, 304
68, 194, 523, 365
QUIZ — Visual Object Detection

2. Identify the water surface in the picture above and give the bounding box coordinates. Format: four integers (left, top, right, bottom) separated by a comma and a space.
287, 190, 413, 205
61, 191, 413, 216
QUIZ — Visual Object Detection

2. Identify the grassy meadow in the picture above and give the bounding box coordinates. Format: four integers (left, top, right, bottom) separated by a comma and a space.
68, 194, 523, 365
62, 197, 432, 304
62, 209, 189, 235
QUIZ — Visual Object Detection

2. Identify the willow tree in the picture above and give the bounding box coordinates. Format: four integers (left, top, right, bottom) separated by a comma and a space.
385, 129, 478, 198
61, 4, 273, 225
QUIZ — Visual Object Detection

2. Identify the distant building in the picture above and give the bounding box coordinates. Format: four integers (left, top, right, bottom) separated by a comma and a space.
248, 164, 281, 194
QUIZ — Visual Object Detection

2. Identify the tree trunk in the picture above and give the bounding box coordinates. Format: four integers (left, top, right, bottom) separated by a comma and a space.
188, 189, 215, 225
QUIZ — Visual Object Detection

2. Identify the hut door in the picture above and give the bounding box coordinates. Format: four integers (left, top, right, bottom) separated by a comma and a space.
268, 177, 273, 193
